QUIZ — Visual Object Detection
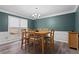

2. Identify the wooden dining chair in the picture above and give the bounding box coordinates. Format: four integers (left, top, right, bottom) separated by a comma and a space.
29, 30, 41, 47
44, 29, 54, 49
28, 29, 42, 53
29, 30, 36, 47
21, 29, 30, 49
50, 29, 54, 48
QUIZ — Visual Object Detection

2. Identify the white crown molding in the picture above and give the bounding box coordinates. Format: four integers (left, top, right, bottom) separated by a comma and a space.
73, 5, 79, 12
39, 10, 75, 19
0, 9, 28, 19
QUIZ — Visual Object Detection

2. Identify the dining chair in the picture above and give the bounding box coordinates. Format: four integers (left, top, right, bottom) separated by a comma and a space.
28, 29, 42, 53
29, 29, 41, 47
44, 29, 54, 49
21, 29, 30, 49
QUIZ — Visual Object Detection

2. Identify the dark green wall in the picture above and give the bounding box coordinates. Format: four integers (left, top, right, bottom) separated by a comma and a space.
75, 7, 79, 32
0, 12, 8, 31
34, 13, 75, 31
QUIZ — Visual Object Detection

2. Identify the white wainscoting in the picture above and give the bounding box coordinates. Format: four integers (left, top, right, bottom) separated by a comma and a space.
54, 31, 69, 43
0, 32, 20, 45
0, 32, 9, 44
0, 31, 69, 45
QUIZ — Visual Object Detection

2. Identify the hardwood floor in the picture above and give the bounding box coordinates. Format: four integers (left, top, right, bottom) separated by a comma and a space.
0, 41, 79, 54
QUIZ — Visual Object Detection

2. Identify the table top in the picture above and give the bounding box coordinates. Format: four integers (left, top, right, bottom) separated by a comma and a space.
35, 31, 49, 34
34, 31, 49, 37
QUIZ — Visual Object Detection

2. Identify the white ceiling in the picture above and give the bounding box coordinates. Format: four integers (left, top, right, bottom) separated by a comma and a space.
0, 5, 77, 19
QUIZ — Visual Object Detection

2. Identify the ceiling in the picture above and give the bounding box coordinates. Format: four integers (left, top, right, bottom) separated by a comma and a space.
0, 5, 77, 19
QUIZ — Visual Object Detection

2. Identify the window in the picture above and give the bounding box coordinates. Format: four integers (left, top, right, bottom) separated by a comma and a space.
8, 16, 19, 27
8, 16, 28, 28
20, 18, 28, 28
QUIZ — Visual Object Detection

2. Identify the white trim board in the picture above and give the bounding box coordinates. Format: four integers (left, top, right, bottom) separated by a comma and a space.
0, 9, 27, 19
73, 5, 79, 12
39, 10, 75, 19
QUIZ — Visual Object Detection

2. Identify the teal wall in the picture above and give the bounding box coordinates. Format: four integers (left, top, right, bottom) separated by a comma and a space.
34, 13, 75, 31
0, 12, 8, 31
28, 19, 35, 29
75, 7, 79, 32
0, 12, 76, 32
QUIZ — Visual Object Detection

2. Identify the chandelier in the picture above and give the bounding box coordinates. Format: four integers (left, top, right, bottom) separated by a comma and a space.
32, 8, 40, 20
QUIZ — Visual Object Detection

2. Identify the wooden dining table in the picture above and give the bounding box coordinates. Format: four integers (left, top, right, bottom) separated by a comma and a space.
34, 31, 49, 53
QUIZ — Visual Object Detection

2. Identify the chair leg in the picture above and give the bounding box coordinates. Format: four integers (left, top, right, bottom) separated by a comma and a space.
50, 42, 54, 49
27, 39, 29, 45
45, 40, 48, 49
25, 39, 27, 49
21, 39, 23, 49
33, 38, 36, 53
33, 39, 35, 47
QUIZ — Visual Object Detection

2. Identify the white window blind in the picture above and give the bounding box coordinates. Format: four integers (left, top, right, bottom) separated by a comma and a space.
8, 16, 28, 28
20, 18, 28, 28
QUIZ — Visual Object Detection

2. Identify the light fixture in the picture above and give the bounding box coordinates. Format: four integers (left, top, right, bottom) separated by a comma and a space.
32, 8, 40, 20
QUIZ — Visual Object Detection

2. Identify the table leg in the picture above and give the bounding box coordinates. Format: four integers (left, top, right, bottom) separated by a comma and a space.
41, 37, 44, 54
33, 38, 35, 53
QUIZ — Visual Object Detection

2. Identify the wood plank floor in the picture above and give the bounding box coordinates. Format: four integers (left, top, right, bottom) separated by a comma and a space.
0, 41, 79, 54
